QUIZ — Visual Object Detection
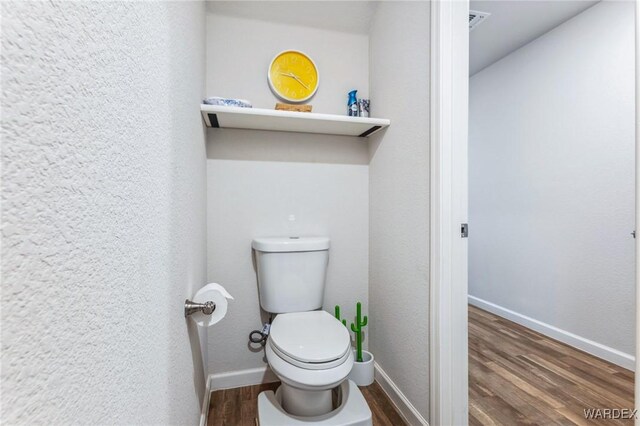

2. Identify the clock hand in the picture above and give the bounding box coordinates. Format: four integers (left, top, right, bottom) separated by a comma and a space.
287, 72, 310, 90
279, 72, 310, 90
291, 75, 310, 90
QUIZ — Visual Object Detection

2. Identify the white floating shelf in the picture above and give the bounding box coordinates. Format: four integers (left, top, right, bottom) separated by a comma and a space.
201, 105, 390, 138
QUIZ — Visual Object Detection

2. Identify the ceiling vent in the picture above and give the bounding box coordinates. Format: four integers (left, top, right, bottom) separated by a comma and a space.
469, 10, 490, 31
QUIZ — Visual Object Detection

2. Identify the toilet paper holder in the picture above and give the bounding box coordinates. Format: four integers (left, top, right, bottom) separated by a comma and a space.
184, 299, 216, 317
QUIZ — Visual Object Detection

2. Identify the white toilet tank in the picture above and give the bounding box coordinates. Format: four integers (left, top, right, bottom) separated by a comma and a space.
252, 237, 330, 313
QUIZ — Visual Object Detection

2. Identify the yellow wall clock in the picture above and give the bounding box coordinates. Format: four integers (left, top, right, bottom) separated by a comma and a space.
268, 50, 319, 103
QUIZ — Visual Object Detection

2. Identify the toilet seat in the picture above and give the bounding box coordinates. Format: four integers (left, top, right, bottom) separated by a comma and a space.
269, 311, 351, 365
268, 339, 351, 370
266, 310, 354, 390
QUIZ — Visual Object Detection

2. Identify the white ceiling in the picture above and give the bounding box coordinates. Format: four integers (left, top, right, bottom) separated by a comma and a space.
207, 1, 600, 76
205, 1, 379, 35
470, 0, 599, 75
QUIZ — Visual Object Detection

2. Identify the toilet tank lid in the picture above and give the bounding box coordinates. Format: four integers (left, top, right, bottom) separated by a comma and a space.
252, 237, 330, 252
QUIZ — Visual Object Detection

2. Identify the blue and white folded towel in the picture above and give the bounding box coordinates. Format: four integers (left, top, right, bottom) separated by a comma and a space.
203, 97, 252, 108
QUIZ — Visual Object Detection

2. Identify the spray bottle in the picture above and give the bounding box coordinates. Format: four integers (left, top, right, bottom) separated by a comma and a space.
348, 90, 359, 117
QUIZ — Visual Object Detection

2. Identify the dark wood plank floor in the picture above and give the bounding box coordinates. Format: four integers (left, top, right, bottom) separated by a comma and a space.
207, 380, 407, 426
469, 305, 634, 425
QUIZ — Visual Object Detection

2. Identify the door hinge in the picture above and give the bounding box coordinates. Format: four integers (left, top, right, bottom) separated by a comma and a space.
461, 223, 468, 238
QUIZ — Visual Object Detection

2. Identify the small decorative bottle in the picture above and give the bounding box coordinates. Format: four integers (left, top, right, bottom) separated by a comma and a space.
358, 99, 370, 118
348, 90, 359, 117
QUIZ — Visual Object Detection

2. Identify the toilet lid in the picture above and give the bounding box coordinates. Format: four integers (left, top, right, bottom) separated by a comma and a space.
269, 311, 351, 364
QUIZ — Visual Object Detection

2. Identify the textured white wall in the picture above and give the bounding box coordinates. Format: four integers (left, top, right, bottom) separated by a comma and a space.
1, 2, 208, 424
205, 9, 371, 376
368, 2, 431, 420
469, 1, 635, 356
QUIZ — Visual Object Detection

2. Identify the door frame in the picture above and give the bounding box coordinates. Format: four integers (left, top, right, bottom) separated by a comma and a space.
429, 0, 470, 425
430, 1, 640, 425
635, 0, 640, 424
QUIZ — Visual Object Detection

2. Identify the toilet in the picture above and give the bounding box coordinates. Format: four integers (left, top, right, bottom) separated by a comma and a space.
252, 237, 372, 425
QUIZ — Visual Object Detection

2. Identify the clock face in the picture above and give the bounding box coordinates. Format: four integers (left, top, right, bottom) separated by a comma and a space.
268, 50, 319, 103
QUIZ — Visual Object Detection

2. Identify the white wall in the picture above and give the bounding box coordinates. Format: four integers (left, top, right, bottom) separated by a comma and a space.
369, 2, 431, 421
1, 2, 208, 424
206, 12, 369, 114
469, 1, 636, 364
205, 8, 370, 377
207, 160, 369, 373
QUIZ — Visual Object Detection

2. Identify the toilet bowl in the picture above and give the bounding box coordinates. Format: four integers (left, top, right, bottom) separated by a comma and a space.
266, 310, 353, 416
252, 236, 372, 424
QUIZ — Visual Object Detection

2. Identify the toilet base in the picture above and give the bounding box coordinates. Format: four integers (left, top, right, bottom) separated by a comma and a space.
257, 380, 372, 426
280, 382, 333, 416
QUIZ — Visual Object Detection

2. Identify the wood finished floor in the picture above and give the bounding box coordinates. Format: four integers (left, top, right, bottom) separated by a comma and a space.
207, 380, 407, 426
469, 305, 635, 425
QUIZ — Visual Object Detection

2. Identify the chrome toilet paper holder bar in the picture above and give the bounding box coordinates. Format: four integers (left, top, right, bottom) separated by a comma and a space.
184, 299, 216, 317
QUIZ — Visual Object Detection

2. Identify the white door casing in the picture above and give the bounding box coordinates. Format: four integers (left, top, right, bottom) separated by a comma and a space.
429, 0, 470, 425
635, 0, 639, 424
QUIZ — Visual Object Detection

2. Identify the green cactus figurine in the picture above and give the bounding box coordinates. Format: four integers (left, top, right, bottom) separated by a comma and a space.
350, 302, 368, 362
334, 305, 347, 327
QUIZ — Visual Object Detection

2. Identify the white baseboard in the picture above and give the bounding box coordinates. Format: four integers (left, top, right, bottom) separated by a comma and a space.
199, 374, 212, 426
201, 367, 278, 426
374, 362, 429, 426
210, 366, 278, 391
468, 295, 635, 371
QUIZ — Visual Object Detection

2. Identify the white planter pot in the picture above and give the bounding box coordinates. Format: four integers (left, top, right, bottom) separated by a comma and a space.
348, 350, 374, 386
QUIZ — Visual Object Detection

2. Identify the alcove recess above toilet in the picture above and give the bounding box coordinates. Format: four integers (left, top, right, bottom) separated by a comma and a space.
200, 105, 390, 138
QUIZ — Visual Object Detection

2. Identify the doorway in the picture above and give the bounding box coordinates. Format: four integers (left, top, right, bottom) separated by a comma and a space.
430, 1, 640, 424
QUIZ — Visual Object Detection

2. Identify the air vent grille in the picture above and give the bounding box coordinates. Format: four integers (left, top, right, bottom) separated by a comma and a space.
469, 10, 490, 31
